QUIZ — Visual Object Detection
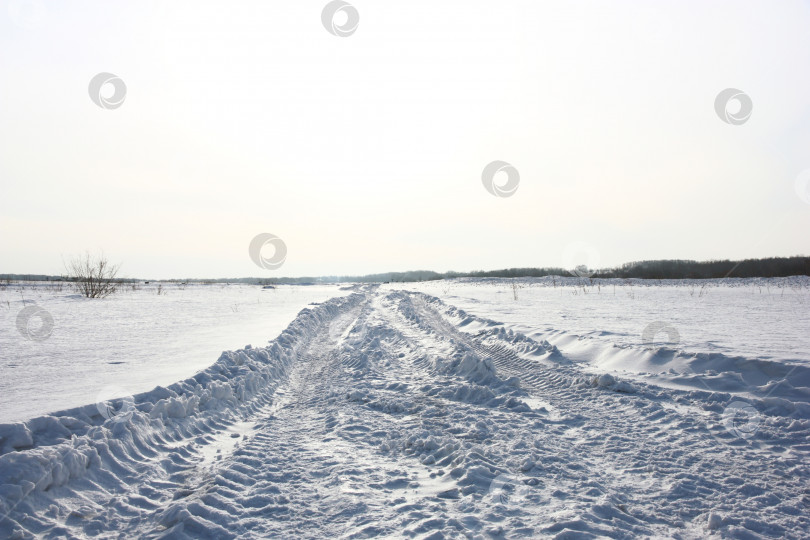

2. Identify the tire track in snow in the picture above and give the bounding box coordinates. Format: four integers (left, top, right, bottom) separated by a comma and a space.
1, 287, 808, 539
393, 291, 810, 538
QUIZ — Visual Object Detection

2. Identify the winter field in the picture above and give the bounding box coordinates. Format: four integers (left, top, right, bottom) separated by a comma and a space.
0, 283, 351, 423
1, 278, 809, 539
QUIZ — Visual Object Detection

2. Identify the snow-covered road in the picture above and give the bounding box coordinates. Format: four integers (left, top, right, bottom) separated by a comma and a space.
1, 286, 808, 539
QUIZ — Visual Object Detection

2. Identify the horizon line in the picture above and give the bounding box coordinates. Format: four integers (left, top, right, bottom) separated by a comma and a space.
2, 254, 809, 282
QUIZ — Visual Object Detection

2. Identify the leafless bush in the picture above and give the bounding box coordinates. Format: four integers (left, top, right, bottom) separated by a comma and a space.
65, 252, 121, 298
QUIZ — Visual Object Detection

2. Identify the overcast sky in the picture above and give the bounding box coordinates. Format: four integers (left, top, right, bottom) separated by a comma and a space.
2, 0, 809, 279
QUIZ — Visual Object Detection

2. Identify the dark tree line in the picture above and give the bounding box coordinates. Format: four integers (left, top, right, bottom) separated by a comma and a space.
595, 256, 810, 280
4, 256, 807, 286
257, 256, 809, 283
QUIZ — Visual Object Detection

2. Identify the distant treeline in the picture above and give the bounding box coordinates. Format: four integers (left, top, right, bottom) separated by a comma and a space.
0, 274, 139, 283
258, 256, 810, 283
599, 256, 810, 280
0, 274, 58, 282
249, 256, 810, 283
2, 256, 807, 285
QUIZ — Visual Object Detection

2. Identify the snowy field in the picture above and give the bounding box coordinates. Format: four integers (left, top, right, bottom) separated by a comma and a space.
393, 277, 810, 399
0, 283, 350, 423
1, 279, 809, 538
393, 277, 810, 364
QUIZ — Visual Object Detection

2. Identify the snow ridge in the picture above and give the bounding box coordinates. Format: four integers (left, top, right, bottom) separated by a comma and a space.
1, 287, 808, 539
0, 292, 364, 536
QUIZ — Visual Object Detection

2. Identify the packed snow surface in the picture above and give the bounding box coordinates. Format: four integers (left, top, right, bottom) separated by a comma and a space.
1, 279, 808, 538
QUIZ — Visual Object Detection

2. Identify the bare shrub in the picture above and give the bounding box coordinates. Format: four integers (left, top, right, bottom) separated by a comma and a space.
65, 252, 121, 298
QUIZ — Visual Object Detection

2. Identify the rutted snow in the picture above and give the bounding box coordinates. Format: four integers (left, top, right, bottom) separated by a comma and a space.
393, 276, 810, 363
1, 282, 808, 538
395, 277, 810, 401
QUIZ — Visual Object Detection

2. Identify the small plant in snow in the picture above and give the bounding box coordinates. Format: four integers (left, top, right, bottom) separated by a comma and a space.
511, 281, 521, 301
65, 252, 121, 298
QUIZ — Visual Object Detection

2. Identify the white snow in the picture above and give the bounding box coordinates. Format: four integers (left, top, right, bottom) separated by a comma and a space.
1, 280, 808, 538
0, 283, 350, 423
395, 277, 810, 402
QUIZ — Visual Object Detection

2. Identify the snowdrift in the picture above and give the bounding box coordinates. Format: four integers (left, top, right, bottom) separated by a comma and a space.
0, 293, 363, 530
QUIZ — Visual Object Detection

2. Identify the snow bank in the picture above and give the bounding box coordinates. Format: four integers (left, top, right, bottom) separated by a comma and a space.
410, 288, 810, 416
0, 293, 363, 511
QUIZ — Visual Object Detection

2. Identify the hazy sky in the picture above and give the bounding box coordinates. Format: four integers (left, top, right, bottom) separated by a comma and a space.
2, 0, 809, 279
